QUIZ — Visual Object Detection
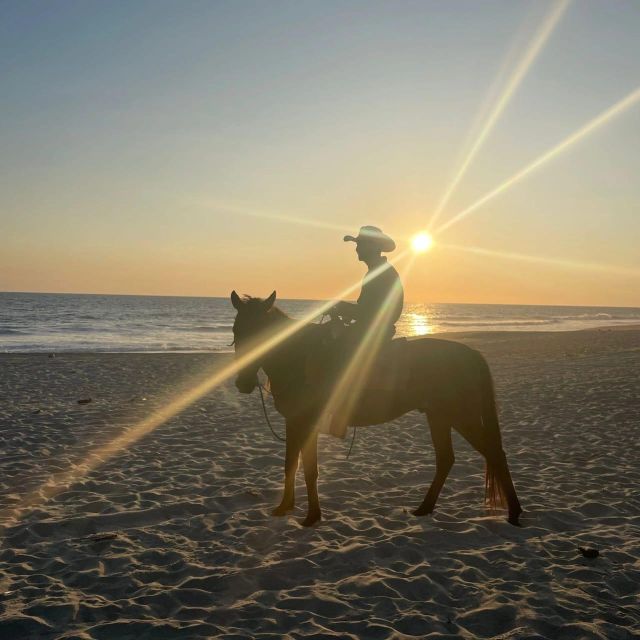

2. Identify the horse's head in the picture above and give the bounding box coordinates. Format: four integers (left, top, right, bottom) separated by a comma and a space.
230, 290, 277, 393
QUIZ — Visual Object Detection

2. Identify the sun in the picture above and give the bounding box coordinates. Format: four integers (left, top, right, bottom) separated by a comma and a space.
411, 232, 434, 254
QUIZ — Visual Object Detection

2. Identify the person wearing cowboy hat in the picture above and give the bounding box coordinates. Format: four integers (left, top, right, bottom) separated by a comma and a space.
330, 225, 404, 338
319, 226, 404, 438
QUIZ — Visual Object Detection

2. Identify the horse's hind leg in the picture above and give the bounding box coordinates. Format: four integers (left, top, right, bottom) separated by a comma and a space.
456, 420, 522, 525
413, 412, 454, 517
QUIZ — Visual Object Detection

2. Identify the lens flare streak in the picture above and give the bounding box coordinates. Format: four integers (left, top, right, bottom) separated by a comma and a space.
442, 242, 640, 277
203, 202, 356, 235
0, 250, 413, 530
435, 86, 640, 235
428, 0, 570, 231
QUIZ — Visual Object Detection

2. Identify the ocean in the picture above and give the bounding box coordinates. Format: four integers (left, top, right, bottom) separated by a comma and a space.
1, 292, 639, 353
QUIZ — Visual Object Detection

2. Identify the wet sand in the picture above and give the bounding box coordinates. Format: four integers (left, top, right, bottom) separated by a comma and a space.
1, 326, 639, 639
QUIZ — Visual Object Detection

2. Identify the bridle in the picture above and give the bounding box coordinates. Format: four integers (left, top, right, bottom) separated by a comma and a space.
256, 370, 358, 459
235, 310, 358, 456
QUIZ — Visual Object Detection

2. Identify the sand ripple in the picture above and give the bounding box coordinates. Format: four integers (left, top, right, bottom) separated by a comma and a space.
1, 330, 639, 638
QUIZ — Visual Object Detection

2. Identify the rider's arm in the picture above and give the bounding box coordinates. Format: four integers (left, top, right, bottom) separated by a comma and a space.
331, 283, 384, 324
333, 300, 358, 321
334, 267, 401, 324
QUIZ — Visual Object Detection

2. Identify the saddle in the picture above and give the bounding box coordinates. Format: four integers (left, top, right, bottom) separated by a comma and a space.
305, 334, 409, 393
365, 337, 409, 392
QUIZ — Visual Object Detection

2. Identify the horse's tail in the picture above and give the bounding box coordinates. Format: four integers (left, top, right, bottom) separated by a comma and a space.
476, 353, 506, 512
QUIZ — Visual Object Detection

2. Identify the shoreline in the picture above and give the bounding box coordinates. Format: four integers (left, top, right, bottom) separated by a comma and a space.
2, 322, 640, 357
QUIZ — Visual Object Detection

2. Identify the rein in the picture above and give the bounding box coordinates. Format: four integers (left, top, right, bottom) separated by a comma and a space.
257, 380, 358, 458
258, 381, 285, 442
346, 424, 357, 459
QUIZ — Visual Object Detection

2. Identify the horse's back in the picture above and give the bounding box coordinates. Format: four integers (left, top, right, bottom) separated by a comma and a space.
403, 333, 477, 353
391, 334, 487, 414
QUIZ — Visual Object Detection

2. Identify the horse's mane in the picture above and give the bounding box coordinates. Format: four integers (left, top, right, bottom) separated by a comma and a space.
242, 295, 292, 321
242, 295, 326, 355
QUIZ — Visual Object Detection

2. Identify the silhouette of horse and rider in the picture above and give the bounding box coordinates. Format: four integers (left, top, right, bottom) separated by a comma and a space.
231, 226, 522, 527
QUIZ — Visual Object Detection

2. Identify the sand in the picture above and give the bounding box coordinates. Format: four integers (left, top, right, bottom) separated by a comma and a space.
1, 327, 639, 639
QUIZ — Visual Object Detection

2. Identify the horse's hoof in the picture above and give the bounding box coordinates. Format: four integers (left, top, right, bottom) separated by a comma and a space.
412, 506, 433, 517
301, 512, 321, 527
272, 504, 294, 517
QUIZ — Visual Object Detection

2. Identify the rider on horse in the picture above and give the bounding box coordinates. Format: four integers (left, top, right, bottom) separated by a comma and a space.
331, 225, 404, 340
320, 226, 404, 437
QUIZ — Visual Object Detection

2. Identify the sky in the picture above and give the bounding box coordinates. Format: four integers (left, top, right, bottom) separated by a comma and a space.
1, 0, 639, 306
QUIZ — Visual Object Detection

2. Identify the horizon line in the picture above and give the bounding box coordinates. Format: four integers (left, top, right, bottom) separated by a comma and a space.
1, 290, 639, 311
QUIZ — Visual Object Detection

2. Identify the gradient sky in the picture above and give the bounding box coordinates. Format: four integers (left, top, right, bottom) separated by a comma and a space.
2, 0, 639, 306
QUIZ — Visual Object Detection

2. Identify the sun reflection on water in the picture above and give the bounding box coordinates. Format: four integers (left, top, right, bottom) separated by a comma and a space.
410, 312, 433, 336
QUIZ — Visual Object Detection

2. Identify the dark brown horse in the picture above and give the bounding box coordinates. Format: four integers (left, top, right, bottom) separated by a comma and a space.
231, 290, 522, 527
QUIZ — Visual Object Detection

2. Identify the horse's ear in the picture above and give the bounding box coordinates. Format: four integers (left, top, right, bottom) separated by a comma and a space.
264, 290, 276, 311
230, 290, 242, 310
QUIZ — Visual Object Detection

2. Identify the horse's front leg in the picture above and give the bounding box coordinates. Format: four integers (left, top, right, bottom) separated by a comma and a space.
300, 429, 321, 527
272, 419, 300, 516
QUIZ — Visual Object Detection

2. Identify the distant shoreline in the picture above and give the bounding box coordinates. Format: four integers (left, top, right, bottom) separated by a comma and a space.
2, 324, 639, 356
3, 293, 640, 353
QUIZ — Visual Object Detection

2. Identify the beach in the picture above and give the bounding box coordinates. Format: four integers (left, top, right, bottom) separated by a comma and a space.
1, 327, 639, 639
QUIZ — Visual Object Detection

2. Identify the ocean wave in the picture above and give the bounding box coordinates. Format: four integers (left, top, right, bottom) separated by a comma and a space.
3, 294, 638, 352
175, 325, 234, 332
554, 313, 610, 320
52, 326, 100, 333
437, 319, 560, 327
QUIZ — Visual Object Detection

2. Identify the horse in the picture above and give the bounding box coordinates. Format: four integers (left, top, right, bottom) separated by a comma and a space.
230, 290, 522, 527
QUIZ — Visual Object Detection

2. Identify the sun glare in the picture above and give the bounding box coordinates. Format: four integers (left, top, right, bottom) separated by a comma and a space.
412, 232, 434, 254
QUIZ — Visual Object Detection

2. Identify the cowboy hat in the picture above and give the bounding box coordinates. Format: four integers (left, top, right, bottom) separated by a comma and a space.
343, 225, 396, 252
